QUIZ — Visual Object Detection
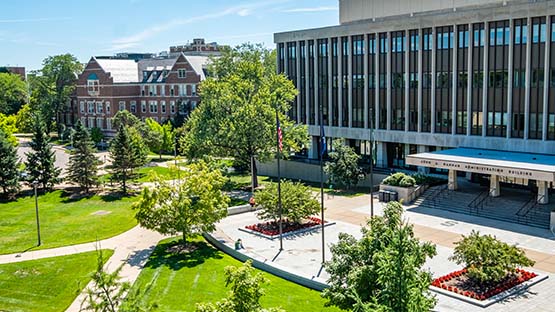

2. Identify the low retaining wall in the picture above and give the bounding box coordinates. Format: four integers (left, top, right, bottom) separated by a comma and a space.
203, 232, 328, 291
379, 184, 428, 204
257, 159, 386, 189
227, 204, 254, 216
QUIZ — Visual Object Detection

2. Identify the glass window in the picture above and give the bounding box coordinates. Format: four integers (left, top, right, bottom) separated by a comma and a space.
496, 27, 504, 45
490, 28, 496, 46
474, 29, 480, 47
552, 22, 555, 42
533, 24, 540, 43
515, 25, 521, 44
540, 23, 546, 42
178, 69, 186, 78
522, 25, 528, 43
130, 101, 136, 113
504, 26, 510, 45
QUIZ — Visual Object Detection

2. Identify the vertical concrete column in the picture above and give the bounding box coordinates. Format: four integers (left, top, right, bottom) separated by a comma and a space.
452, 24, 458, 135
542, 16, 551, 141
308, 136, 319, 160
386, 32, 392, 130
524, 17, 532, 139
418, 28, 423, 133
376, 142, 388, 168
537, 180, 549, 204
482, 22, 489, 137
405, 29, 410, 132
314, 40, 319, 126
490, 174, 500, 197
431, 27, 436, 134
328, 37, 333, 127
305, 40, 310, 125
296, 41, 302, 123
348, 36, 353, 128
338, 38, 343, 128
507, 19, 514, 139
448, 169, 458, 191
364, 35, 369, 129
375, 33, 380, 130
467, 23, 473, 135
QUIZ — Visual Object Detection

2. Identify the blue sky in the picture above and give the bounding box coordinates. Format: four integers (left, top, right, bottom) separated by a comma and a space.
0, 0, 338, 70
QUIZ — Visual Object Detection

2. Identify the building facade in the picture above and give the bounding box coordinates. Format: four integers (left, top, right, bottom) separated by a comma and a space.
70, 53, 208, 135
274, 0, 555, 170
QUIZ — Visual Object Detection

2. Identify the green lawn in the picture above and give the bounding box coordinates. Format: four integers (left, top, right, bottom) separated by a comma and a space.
101, 166, 179, 184
0, 250, 113, 312
0, 190, 137, 255
130, 237, 341, 312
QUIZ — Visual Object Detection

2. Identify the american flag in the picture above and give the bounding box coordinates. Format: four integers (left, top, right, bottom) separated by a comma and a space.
277, 118, 283, 152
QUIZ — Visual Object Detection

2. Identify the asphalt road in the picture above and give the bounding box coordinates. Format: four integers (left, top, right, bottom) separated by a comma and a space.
17, 138, 71, 174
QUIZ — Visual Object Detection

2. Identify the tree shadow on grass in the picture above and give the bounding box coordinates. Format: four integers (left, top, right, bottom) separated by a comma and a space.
144, 239, 223, 271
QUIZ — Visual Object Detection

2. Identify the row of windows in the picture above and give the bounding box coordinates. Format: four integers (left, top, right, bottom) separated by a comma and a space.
140, 84, 197, 97
78, 100, 196, 115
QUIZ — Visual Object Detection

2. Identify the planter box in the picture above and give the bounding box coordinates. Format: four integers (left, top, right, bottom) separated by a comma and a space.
379, 184, 426, 204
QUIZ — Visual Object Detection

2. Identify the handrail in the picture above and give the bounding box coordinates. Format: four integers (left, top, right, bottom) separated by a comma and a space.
467, 190, 488, 209
516, 195, 537, 217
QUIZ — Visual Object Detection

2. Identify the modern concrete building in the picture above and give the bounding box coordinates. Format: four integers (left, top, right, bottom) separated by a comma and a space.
274, 0, 555, 207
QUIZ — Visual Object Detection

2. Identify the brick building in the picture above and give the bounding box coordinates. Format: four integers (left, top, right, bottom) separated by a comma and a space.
70, 53, 209, 136
0, 66, 26, 80
169, 38, 227, 56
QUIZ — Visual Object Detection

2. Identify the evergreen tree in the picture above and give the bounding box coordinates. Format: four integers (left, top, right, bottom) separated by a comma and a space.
110, 125, 147, 194
0, 128, 20, 198
67, 122, 100, 193
25, 118, 60, 192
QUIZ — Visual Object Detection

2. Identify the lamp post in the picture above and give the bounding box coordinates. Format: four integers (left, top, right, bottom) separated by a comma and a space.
33, 181, 41, 246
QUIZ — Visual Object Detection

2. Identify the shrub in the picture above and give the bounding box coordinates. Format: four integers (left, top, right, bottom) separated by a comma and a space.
399, 176, 416, 187
382, 172, 412, 187
411, 173, 446, 186
255, 180, 319, 223
449, 230, 535, 285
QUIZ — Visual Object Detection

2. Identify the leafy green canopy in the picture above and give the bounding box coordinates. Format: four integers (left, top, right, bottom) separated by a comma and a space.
183, 44, 308, 184
133, 161, 229, 245
254, 180, 320, 223
0, 128, 20, 198
323, 201, 437, 312
0, 72, 27, 115
109, 125, 148, 194
324, 140, 365, 189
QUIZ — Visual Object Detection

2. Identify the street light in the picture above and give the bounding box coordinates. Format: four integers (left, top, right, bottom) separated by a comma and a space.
32, 180, 41, 246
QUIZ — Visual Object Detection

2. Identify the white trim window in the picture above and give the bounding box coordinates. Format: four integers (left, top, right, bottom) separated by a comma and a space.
161, 101, 166, 113
178, 84, 185, 96
87, 80, 99, 95
80, 117, 86, 126
170, 101, 176, 114
88, 117, 94, 128
130, 101, 137, 113
80, 101, 85, 113
107, 118, 112, 130
191, 101, 197, 109
178, 69, 186, 78
141, 101, 146, 113
160, 85, 166, 96
96, 117, 103, 129
149, 101, 158, 113
191, 84, 197, 96
96, 101, 103, 114
105, 102, 110, 114
149, 85, 156, 96
170, 86, 175, 96
88, 101, 95, 114
119, 101, 126, 111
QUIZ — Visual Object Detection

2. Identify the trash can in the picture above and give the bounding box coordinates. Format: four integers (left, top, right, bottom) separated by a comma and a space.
378, 190, 385, 202
389, 191, 398, 202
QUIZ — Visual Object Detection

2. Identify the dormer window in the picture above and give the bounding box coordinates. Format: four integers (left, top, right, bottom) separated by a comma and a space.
143, 71, 149, 81
87, 73, 99, 95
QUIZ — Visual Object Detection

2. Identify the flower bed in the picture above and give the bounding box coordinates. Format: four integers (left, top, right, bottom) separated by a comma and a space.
432, 268, 538, 301
245, 217, 325, 236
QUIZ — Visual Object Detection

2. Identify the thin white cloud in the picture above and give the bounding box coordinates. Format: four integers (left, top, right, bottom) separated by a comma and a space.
282, 6, 337, 13
0, 17, 72, 23
111, 0, 289, 50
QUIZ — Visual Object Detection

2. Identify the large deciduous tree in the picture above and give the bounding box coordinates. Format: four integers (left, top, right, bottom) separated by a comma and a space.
324, 140, 365, 190
0, 128, 20, 198
323, 201, 437, 312
67, 122, 100, 193
109, 125, 148, 194
0, 72, 27, 115
133, 161, 229, 246
144, 118, 174, 159
25, 117, 61, 192
0, 113, 18, 146
254, 180, 320, 223
183, 44, 309, 188
40, 54, 83, 134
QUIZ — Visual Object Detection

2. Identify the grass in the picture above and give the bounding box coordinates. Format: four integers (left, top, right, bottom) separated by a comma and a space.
100, 165, 179, 184
0, 190, 137, 255
229, 197, 248, 206
0, 249, 113, 312
130, 237, 341, 312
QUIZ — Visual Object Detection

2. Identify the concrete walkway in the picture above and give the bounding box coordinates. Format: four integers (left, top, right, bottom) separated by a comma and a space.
0, 225, 166, 312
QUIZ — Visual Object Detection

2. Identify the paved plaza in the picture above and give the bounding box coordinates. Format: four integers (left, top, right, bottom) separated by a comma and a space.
212, 190, 555, 312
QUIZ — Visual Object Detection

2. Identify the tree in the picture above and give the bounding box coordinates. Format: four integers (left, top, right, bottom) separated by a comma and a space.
144, 118, 174, 159
133, 161, 229, 246
0, 128, 20, 198
90, 127, 105, 145
25, 117, 61, 192
110, 125, 147, 194
196, 260, 284, 312
0, 72, 27, 115
254, 180, 320, 223
15, 104, 34, 133
113, 110, 141, 129
324, 140, 365, 189
81, 249, 156, 312
0, 113, 18, 146
449, 230, 535, 285
323, 201, 437, 312
67, 122, 100, 193
40, 54, 83, 135
183, 44, 309, 189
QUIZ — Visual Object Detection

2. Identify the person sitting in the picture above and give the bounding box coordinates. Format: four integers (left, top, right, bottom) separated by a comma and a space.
249, 197, 256, 207
235, 238, 244, 250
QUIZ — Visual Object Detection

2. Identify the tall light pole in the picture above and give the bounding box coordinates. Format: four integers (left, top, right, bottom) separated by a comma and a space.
33, 181, 41, 246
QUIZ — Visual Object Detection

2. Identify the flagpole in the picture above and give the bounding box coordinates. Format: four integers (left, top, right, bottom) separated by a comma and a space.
276, 107, 283, 251
319, 101, 325, 265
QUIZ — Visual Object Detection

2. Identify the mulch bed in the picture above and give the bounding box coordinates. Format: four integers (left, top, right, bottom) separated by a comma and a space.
166, 243, 200, 255
432, 268, 538, 301
245, 217, 325, 236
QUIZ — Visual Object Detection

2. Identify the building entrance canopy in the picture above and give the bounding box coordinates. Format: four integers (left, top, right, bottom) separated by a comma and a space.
406, 148, 555, 183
